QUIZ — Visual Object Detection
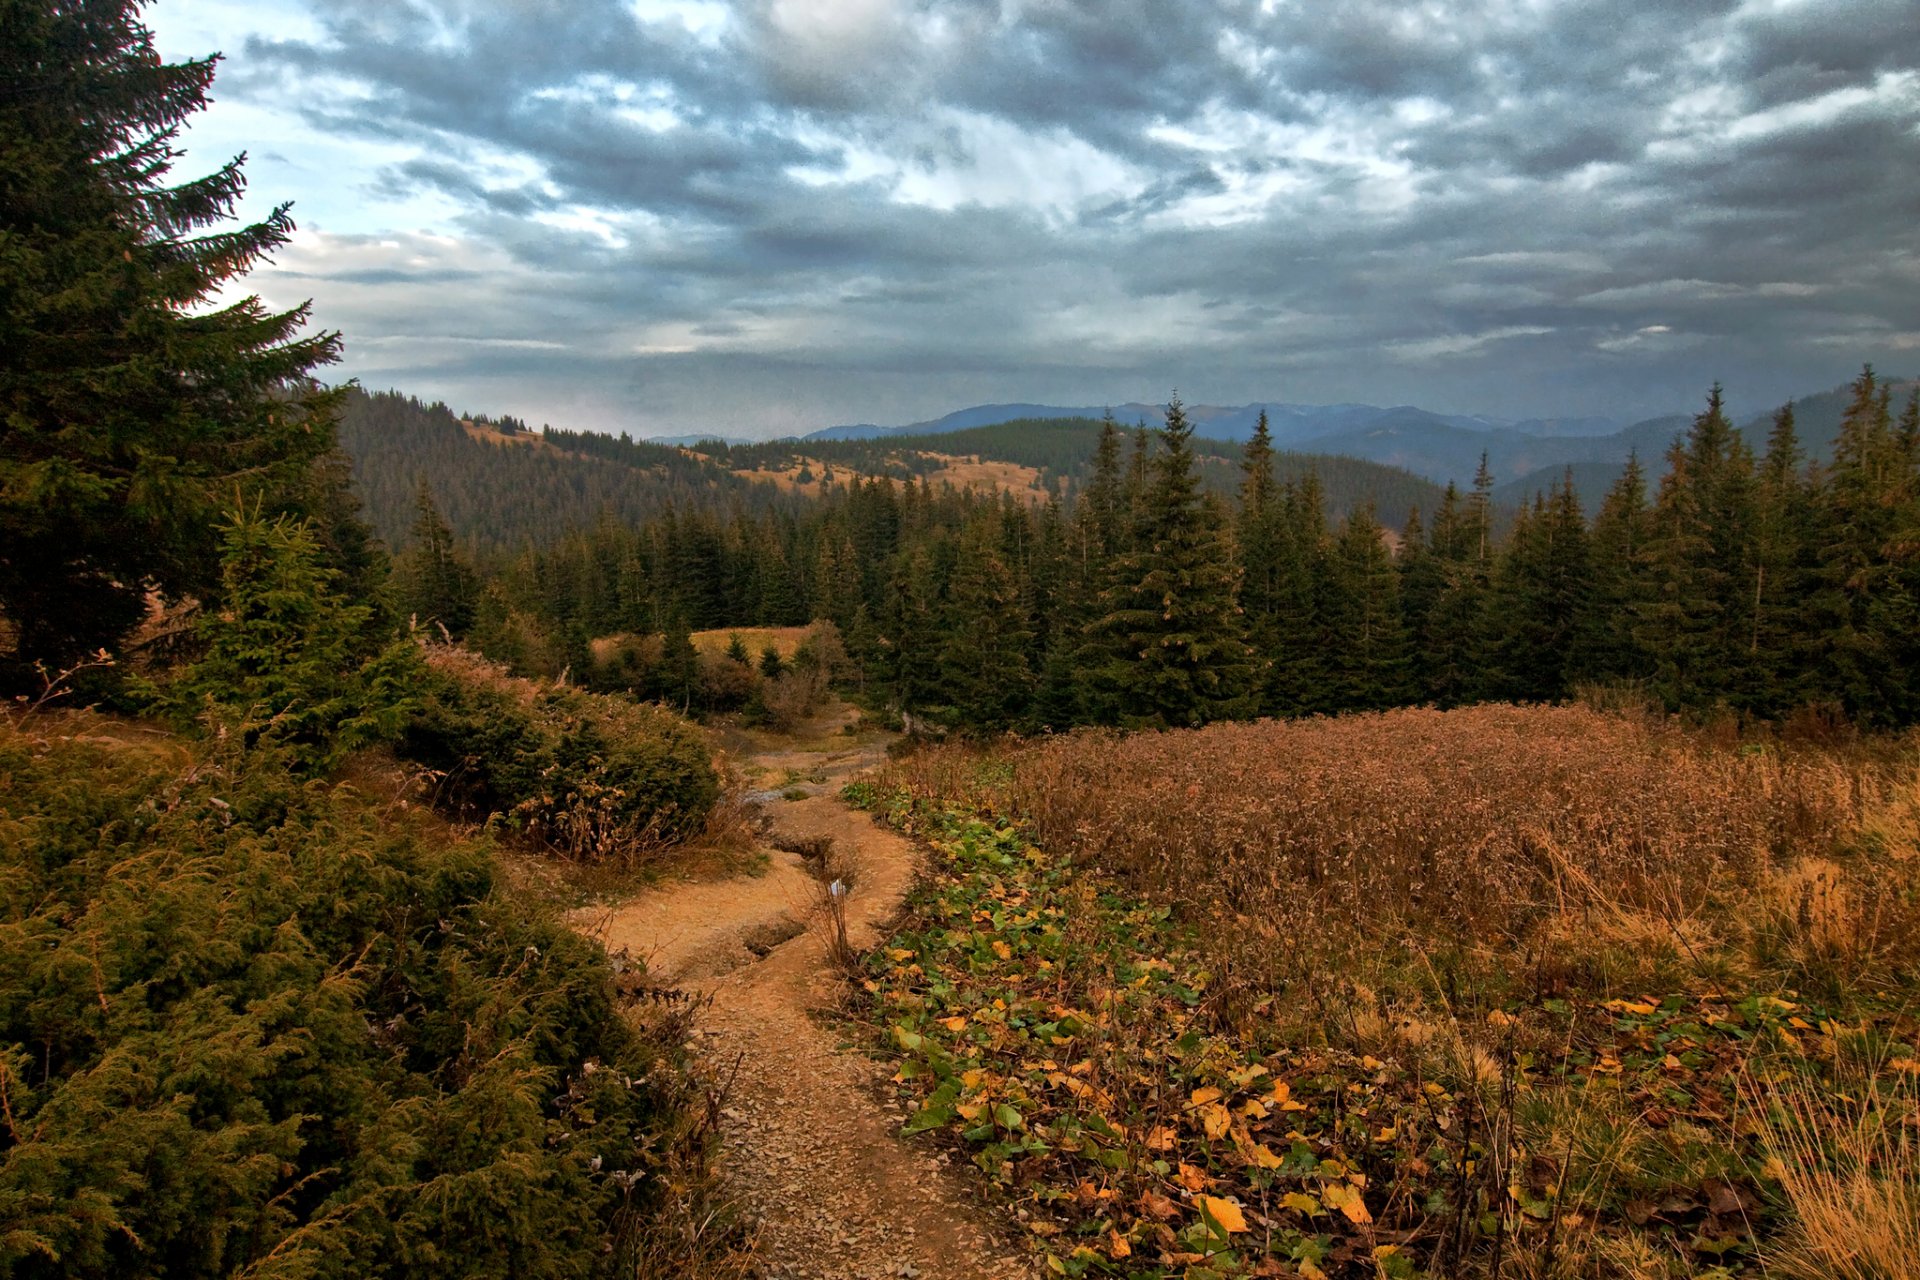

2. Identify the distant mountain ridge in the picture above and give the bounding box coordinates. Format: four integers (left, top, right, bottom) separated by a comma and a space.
793, 400, 1620, 447
688, 377, 1906, 498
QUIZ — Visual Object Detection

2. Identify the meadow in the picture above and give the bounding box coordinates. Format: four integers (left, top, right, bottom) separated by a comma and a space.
859, 705, 1920, 1278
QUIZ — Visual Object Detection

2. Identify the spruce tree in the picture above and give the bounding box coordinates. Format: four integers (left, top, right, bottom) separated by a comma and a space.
1, 1, 343, 680
1805, 367, 1919, 720
1085, 397, 1253, 728
1478, 476, 1590, 702
1572, 453, 1651, 684
1634, 385, 1757, 711
937, 518, 1034, 730
1746, 403, 1815, 712
1264, 474, 1329, 714
1319, 504, 1411, 710
1422, 476, 1493, 708
393, 479, 478, 636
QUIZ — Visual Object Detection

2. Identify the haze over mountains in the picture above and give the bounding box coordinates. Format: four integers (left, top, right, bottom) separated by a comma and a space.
654, 376, 1908, 501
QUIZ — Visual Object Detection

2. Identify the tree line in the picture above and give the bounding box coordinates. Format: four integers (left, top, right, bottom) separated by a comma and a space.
410, 370, 1920, 729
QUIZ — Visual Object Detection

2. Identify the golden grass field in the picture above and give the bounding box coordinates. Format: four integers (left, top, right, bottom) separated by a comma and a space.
862, 704, 1920, 1278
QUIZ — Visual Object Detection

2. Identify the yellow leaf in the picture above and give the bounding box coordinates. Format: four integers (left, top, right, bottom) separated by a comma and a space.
1249, 1143, 1284, 1169
1890, 1058, 1920, 1075
1190, 1085, 1224, 1106
1195, 1196, 1248, 1233
1107, 1230, 1131, 1259
1145, 1125, 1178, 1151
1322, 1182, 1372, 1225
1241, 1100, 1268, 1119
1300, 1260, 1327, 1279
1200, 1103, 1232, 1140
1281, 1192, 1320, 1214
1605, 998, 1657, 1016
992, 939, 1013, 961
887, 948, 915, 962
940, 1016, 968, 1032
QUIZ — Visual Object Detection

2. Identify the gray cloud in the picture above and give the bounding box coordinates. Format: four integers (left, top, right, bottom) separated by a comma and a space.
186, 0, 1920, 438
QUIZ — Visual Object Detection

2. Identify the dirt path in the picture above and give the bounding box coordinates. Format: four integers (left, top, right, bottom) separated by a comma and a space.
584, 716, 1037, 1280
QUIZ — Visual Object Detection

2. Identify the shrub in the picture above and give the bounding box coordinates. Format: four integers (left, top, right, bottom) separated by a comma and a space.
401, 645, 718, 859
156, 510, 419, 775
0, 711, 724, 1279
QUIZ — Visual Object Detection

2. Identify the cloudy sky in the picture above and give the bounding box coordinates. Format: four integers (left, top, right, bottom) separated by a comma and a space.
150, 0, 1920, 438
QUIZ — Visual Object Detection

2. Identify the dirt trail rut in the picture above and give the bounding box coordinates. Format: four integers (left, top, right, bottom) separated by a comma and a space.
587, 722, 1037, 1280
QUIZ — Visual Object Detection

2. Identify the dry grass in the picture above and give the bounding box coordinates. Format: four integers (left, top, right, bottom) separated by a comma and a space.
873, 705, 1920, 1274
1756, 1071, 1920, 1280
968, 706, 1913, 1005
689, 626, 814, 660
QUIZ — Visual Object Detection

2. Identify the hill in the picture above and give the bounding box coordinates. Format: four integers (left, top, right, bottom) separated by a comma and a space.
713, 416, 1447, 525
335, 388, 777, 554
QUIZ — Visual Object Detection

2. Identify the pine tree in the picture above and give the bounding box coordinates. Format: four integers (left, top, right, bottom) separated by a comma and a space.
937, 518, 1034, 730
1264, 474, 1330, 714
1421, 477, 1492, 708
1745, 403, 1815, 712
1478, 476, 1590, 702
1319, 504, 1411, 710
1, 2, 343, 681
393, 479, 478, 636
1571, 453, 1650, 684
1085, 397, 1253, 728
171, 507, 416, 772
1634, 385, 1756, 711
1805, 366, 1919, 720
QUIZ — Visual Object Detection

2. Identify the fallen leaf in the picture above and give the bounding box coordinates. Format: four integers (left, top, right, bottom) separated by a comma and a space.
1139, 1190, 1179, 1220
1195, 1195, 1248, 1233
1322, 1182, 1372, 1225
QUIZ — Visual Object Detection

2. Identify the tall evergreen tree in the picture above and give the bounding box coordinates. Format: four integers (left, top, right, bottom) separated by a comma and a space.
1805, 366, 1920, 720
1318, 504, 1411, 710
1264, 474, 1330, 714
1478, 476, 1590, 702
1634, 385, 1756, 710
393, 479, 478, 636
1086, 397, 1252, 728
938, 517, 1034, 730
1, 1, 344, 680
1571, 453, 1651, 684
1745, 403, 1815, 712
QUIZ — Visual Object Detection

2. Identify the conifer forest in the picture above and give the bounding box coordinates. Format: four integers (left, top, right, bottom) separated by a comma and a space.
5, 3, 1920, 1280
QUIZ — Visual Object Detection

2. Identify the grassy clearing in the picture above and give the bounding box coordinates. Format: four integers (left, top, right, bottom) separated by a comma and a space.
852, 706, 1920, 1278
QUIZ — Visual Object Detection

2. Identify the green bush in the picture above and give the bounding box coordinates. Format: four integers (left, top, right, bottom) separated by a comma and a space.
0, 713, 699, 1279
401, 646, 718, 858
153, 510, 419, 776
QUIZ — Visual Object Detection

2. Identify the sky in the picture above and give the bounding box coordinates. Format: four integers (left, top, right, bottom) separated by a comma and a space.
148, 0, 1920, 440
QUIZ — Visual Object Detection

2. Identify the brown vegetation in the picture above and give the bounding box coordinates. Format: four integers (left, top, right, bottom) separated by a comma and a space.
869, 705, 1920, 1277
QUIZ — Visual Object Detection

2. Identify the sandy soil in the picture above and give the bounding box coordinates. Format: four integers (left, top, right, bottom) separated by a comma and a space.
579, 713, 1037, 1280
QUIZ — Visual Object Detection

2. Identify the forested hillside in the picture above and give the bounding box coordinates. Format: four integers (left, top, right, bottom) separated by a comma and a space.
337, 388, 775, 554
413, 374, 1920, 735
342, 395, 1447, 557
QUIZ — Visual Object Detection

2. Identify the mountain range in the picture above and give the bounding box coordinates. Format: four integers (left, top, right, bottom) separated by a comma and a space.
649, 377, 1904, 500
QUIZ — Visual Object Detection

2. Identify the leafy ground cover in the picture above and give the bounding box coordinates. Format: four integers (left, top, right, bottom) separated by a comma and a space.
849, 707, 1920, 1279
